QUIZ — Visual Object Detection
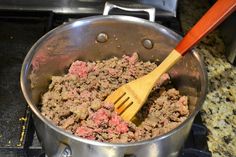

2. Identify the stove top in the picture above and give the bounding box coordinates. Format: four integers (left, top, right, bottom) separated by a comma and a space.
0, 0, 177, 17
0, 10, 211, 157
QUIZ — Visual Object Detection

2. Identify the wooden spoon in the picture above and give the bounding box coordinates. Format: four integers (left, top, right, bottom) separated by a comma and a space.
105, 0, 236, 121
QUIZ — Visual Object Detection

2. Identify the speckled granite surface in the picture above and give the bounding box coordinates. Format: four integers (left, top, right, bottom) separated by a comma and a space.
179, 0, 236, 157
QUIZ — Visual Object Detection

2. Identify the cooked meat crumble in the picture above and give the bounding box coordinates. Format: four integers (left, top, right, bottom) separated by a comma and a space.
41, 53, 189, 143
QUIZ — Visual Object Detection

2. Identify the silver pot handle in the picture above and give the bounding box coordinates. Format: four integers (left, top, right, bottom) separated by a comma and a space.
55, 143, 72, 157
103, 2, 156, 22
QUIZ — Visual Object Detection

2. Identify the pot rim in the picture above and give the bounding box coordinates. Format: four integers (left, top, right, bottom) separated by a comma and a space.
20, 15, 208, 147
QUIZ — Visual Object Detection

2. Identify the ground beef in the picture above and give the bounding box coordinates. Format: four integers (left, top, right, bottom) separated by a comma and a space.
40, 53, 189, 143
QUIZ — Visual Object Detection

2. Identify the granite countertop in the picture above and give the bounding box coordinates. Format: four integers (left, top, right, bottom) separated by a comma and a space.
179, 0, 236, 157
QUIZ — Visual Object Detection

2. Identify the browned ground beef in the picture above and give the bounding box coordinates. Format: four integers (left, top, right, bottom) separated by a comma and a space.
40, 53, 189, 143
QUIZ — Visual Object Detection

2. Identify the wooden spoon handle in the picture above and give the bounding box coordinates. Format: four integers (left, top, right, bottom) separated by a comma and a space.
149, 0, 236, 85
175, 0, 236, 55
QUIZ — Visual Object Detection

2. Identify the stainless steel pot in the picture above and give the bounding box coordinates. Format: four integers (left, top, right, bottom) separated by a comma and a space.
20, 2, 207, 157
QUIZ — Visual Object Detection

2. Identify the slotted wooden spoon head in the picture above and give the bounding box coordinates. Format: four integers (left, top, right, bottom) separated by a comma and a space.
105, 50, 182, 121
105, 50, 181, 121
105, 79, 152, 121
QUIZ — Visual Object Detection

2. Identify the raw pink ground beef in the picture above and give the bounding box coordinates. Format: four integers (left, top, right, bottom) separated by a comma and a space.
41, 53, 189, 143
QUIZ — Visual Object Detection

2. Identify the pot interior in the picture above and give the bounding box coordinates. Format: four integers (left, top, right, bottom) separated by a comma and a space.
22, 15, 207, 130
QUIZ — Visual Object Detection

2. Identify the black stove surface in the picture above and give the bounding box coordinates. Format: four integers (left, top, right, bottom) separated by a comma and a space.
0, 11, 211, 157
0, 13, 50, 157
